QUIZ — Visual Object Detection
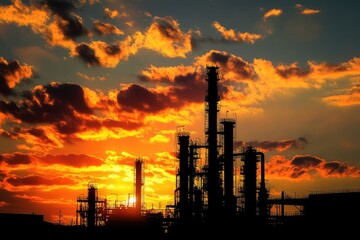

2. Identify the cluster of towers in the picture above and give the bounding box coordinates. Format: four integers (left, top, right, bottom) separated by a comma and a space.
173, 66, 268, 223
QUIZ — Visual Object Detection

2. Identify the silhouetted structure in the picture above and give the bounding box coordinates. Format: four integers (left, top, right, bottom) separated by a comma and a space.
135, 158, 144, 215
2, 65, 359, 239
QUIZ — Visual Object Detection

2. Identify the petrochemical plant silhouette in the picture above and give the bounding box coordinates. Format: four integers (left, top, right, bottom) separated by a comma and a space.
1, 66, 360, 239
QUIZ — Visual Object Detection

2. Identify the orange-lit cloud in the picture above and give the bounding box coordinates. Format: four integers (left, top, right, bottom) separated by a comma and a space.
72, 36, 141, 67
0, 0, 49, 33
263, 9, 283, 21
322, 85, 360, 106
77, 72, 106, 81
104, 7, 119, 19
266, 154, 360, 180
92, 20, 124, 35
6, 175, 76, 186
0, 152, 33, 165
212, 21, 262, 44
143, 16, 192, 58
104, 6, 128, 19
150, 134, 170, 143
0, 0, 90, 52
0, 57, 33, 95
295, 4, 320, 15
38, 154, 104, 167
235, 137, 308, 152
0, 126, 63, 152
195, 50, 255, 81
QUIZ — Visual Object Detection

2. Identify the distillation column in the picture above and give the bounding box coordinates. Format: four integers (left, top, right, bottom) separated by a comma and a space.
178, 132, 190, 220
135, 159, 143, 215
221, 119, 236, 216
205, 66, 221, 218
87, 184, 96, 228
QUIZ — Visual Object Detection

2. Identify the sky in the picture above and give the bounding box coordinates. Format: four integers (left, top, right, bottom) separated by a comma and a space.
0, 0, 360, 224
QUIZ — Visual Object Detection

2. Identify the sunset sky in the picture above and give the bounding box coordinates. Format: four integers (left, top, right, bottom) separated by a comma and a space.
1, 0, 360, 224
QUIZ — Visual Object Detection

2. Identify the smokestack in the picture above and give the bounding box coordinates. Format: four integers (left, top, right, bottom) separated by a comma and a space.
205, 66, 221, 218
178, 132, 190, 220
135, 159, 143, 215
87, 183, 96, 228
221, 119, 236, 216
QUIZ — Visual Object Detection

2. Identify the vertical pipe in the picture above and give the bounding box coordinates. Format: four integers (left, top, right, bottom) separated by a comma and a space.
243, 147, 258, 218
189, 146, 195, 213
281, 191, 285, 219
258, 152, 268, 222
135, 159, 143, 215
221, 120, 236, 216
178, 133, 190, 220
205, 66, 221, 218
87, 184, 96, 228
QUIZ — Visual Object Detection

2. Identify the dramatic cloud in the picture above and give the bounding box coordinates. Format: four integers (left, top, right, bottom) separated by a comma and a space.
0, 153, 33, 165
235, 137, 308, 152
38, 154, 103, 167
322, 85, 360, 106
263, 9, 283, 21
196, 50, 255, 81
0, 57, 33, 95
0, 126, 61, 151
212, 21, 262, 44
266, 155, 360, 180
0, 0, 88, 51
72, 37, 141, 67
295, 4, 320, 15
0, 0, 49, 33
275, 63, 310, 79
143, 16, 192, 58
117, 84, 171, 113
0, 82, 91, 126
6, 175, 76, 186
92, 20, 124, 35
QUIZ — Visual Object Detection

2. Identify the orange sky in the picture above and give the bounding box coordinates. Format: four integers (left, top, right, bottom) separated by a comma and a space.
1, 0, 360, 224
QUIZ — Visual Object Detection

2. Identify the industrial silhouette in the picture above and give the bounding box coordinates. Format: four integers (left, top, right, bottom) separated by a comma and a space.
1, 66, 359, 239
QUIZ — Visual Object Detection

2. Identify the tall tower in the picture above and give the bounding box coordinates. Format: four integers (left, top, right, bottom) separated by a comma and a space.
221, 119, 236, 216
135, 158, 143, 215
205, 66, 221, 217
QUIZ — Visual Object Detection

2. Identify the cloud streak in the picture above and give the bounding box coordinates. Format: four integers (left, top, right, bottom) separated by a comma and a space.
295, 4, 320, 15
235, 137, 308, 152
263, 9, 283, 21
212, 21, 262, 44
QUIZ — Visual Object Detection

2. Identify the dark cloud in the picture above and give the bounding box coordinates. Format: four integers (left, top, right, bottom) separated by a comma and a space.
276, 64, 310, 79
235, 137, 307, 152
6, 175, 76, 186
38, 154, 103, 167
0, 82, 92, 134
266, 154, 360, 179
2, 127, 56, 145
291, 154, 322, 168
153, 16, 184, 40
41, 0, 77, 18
56, 15, 90, 40
0, 57, 33, 96
42, 0, 89, 40
201, 50, 255, 80
92, 20, 123, 36
0, 153, 33, 165
117, 84, 169, 113
323, 161, 360, 176
75, 43, 100, 66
